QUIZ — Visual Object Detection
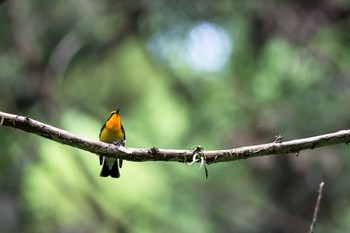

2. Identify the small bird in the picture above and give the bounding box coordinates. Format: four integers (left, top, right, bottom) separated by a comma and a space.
99, 109, 126, 178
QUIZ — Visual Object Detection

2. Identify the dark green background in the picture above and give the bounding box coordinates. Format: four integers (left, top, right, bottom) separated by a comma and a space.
1, 0, 350, 232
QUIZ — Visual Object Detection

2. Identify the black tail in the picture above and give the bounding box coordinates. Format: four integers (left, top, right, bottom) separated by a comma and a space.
100, 159, 120, 178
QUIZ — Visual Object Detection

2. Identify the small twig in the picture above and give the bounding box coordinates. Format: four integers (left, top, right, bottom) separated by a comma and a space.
274, 135, 283, 143
309, 182, 325, 233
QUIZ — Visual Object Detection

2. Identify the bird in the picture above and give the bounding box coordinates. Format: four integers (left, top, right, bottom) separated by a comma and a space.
99, 109, 126, 178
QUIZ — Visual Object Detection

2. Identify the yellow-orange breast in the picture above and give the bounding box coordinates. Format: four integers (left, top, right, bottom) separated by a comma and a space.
100, 113, 124, 143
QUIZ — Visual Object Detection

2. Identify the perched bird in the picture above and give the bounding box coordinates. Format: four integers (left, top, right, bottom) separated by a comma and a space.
99, 109, 126, 178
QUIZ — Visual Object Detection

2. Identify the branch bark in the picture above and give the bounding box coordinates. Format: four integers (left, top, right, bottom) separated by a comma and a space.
1, 110, 350, 164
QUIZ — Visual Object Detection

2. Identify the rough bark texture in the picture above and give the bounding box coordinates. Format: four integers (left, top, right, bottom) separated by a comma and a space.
1, 111, 350, 164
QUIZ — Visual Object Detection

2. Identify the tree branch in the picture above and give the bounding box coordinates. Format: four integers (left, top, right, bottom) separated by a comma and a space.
1, 110, 350, 164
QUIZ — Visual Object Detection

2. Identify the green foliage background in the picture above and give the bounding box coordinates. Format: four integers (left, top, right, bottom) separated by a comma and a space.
1, 0, 350, 232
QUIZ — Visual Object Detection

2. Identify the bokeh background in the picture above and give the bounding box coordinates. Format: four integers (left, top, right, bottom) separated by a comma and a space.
1, 0, 350, 232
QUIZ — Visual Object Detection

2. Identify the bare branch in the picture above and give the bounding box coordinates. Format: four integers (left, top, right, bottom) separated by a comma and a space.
1, 111, 350, 163
309, 182, 325, 233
